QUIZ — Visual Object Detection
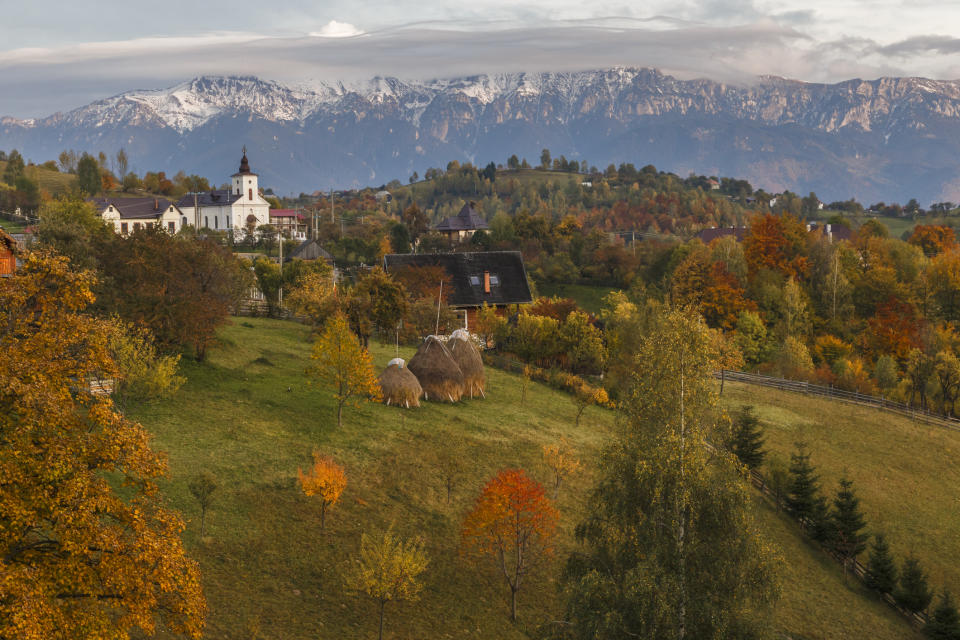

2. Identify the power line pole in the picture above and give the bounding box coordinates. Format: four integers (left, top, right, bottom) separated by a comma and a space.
278, 226, 284, 307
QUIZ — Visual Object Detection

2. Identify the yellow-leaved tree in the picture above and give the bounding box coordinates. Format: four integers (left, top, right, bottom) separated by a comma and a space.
308, 311, 381, 427
542, 437, 581, 499
297, 451, 347, 529
0, 252, 205, 640
345, 528, 429, 640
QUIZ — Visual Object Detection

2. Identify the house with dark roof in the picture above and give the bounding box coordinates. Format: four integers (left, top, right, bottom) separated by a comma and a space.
289, 239, 334, 263
694, 226, 748, 243
434, 202, 489, 243
270, 209, 307, 240
384, 251, 532, 328
90, 197, 183, 235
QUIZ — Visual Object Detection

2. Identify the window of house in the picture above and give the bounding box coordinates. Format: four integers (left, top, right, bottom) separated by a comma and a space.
214, 217, 218, 229
469, 276, 481, 286
168, 221, 176, 233
205, 216, 209, 228
120, 222, 128, 234
181, 216, 187, 227
133, 223, 141, 231
489, 274, 500, 286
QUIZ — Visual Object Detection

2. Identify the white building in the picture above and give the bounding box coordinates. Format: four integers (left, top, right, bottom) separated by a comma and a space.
176, 149, 271, 236
91, 197, 183, 235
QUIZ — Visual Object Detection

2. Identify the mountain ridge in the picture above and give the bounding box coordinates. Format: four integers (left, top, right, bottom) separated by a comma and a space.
3, 68, 960, 201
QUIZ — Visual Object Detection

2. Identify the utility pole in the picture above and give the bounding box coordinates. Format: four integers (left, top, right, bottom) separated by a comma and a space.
193, 191, 200, 230
330, 187, 334, 224
278, 227, 284, 307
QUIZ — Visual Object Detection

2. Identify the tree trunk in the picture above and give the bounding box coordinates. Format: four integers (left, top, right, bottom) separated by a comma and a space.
320, 500, 326, 529
200, 507, 206, 537
337, 400, 343, 428
378, 600, 385, 640
510, 586, 518, 622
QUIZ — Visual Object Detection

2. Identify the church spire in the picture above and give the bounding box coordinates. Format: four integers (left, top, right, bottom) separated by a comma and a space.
238, 146, 251, 174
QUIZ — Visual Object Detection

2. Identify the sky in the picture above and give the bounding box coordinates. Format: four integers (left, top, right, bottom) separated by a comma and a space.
3, 0, 960, 118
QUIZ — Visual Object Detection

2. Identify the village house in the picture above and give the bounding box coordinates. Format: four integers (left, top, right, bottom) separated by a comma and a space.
0, 228, 17, 277
90, 197, 183, 235
383, 251, 532, 329
176, 149, 270, 236
434, 202, 489, 243
269, 209, 307, 241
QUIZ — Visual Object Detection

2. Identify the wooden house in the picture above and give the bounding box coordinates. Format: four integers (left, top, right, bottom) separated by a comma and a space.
0, 228, 17, 277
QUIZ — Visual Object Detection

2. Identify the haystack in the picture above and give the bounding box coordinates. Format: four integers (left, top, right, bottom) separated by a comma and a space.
448, 330, 486, 399
378, 358, 423, 409
407, 336, 465, 403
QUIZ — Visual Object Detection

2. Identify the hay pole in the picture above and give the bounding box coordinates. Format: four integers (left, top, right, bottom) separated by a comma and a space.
435, 280, 444, 335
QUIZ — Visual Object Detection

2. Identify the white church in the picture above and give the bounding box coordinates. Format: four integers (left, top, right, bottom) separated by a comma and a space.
176, 148, 271, 236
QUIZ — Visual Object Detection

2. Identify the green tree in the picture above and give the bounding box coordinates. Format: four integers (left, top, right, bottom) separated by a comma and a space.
346, 528, 428, 640
786, 442, 819, 526
188, 472, 218, 537
808, 494, 836, 546
563, 308, 780, 639
730, 405, 766, 469
897, 556, 934, 614
865, 533, 898, 595
925, 591, 960, 640
76, 153, 101, 195
2, 149, 25, 185
540, 148, 551, 170
832, 477, 868, 572
35, 194, 112, 270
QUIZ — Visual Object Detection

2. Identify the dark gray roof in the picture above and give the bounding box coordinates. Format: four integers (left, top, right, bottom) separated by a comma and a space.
290, 239, 333, 262
694, 227, 747, 243
434, 202, 489, 232
91, 197, 180, 219
384, 251, 532, 307
175, 190, 241, 208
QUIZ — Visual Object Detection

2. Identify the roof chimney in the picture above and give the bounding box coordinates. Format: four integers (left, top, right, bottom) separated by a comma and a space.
154, 198, 158, 211
484, 271, 491, 294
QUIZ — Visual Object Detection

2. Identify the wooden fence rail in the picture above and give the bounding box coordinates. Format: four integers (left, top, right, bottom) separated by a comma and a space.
718, 369, 960, 433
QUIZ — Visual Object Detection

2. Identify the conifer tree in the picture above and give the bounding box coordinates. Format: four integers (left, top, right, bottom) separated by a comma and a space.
897, 556, 934, 614
832, 477, 868, 571
786, 442, 819, 525
730, 405, 766, 469
925, 591, 960, 640
808, 494, 836, 546
865, 534, 898, 595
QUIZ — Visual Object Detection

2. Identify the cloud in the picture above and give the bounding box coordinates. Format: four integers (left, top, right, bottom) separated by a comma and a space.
309, 21, 364, 38
2, 18, 960, 118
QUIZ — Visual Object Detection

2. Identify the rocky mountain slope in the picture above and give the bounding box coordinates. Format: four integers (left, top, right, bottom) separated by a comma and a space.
4, 68, 960, 201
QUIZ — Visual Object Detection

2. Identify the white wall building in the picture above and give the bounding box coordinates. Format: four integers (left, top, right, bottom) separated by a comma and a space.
92, 197, 183, 234
176, 149, 271, 237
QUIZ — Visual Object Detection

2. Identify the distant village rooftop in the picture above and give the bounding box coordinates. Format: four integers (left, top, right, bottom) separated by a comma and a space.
383, 251, 532, 308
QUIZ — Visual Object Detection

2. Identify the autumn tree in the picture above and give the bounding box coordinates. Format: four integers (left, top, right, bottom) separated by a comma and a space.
297, 451, 347, 529
542, 438, 581, 499
352, 267, 408, 340
563, 308, 780, 639
572, 382, 609, 427
743, 212, 809, 279
345, 528, 429, 640
909, 225, 957, 257
308, 312, 382, 427
106, 320, 184, 411
0, 252, 205, 639
461, 469, 558, 621
188, 472, 218, 538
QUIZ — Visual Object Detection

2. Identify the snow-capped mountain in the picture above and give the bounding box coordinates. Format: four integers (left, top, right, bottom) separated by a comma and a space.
5, 68, 960, 201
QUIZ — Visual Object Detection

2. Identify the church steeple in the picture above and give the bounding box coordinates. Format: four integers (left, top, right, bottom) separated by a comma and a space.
238, 146, 251, 174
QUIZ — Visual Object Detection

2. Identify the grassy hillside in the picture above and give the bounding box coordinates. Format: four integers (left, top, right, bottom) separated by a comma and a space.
535, 283, 615, 315
723, 382, 960, 598
0, 159, 76, 195
133, 318, 919, 639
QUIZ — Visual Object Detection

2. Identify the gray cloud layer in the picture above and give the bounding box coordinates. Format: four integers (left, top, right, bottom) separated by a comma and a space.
2, 19, 960, 118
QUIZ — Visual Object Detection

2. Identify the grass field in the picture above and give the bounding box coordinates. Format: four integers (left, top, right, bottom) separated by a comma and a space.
535, 283, 616, 314
723, 382, 960, 599
132, 318, 920, 639
0, 160, 76, 195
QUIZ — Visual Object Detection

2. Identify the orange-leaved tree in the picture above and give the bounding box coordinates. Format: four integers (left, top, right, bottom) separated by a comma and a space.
460, 469, 558, 621
298, 451, 347, 529
0, 252, 205, 640
308, 311, 381, 427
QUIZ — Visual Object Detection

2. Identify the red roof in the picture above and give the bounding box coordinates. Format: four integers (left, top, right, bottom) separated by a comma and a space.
270, 209, 303, 219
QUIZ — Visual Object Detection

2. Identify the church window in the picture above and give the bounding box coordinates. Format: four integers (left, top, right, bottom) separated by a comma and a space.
248, 188, 253, 200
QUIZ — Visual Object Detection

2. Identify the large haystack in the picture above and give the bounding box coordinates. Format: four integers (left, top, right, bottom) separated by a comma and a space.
378, 358, 423, 409
449, 330, 486, 399
407, 336, 464, 403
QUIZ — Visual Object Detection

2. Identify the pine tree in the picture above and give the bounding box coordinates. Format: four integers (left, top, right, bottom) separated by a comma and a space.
786, 442, 819, 525
730, 405, 766, 469
925, 591, 960, 640
865, 534, 898, 595
808, 494, 836, 546
832, 477, 868, 569
897, 556, 934, 614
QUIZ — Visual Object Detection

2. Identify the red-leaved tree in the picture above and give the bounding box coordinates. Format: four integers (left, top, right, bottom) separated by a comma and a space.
460, 469, 558, 621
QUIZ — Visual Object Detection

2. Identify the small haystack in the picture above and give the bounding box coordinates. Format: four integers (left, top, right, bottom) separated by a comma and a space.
449, 330, 486, 399
407, 336, 465, 403
378, 358, 423, 409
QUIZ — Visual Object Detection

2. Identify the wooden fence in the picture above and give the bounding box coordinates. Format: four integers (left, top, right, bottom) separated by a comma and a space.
718, 369, 960, 432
